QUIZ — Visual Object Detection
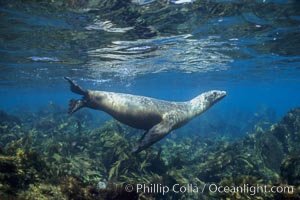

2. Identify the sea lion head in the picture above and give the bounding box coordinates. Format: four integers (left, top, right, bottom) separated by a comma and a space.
203, 90, 227, 105
190, 90, 226, 114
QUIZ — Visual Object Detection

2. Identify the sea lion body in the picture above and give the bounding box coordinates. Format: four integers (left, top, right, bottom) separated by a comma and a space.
87, 90, 192, 130
65, 77, 226, 153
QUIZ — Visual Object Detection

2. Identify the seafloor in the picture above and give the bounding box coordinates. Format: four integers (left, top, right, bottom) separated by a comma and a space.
0, 105, 299, 200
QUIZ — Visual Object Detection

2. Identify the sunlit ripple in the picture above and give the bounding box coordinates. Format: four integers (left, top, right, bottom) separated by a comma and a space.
86, 34, 233, 79
85, 19, 133, 33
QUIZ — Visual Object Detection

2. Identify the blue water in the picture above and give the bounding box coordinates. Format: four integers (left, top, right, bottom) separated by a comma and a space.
1, 0, 300, 138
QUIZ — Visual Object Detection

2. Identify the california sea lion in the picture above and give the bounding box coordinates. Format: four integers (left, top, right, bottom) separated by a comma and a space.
64, 77, 226, 153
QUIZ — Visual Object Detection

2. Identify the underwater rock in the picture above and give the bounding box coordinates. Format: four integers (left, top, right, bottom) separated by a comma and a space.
259, 132, 284, 171
271, 107, 300, 155
281, 155, 300, 186
0, 110, 21, 124
255, 107, 300, 173
242, 107, 300, 177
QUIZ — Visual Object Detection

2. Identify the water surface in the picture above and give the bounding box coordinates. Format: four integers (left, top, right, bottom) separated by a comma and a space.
1, 0, 300, 137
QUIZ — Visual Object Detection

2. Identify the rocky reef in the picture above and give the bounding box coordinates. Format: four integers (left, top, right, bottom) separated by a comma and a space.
0, 106, 300, 199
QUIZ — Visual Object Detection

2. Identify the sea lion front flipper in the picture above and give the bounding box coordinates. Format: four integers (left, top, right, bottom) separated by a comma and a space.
132, 118, 174, 153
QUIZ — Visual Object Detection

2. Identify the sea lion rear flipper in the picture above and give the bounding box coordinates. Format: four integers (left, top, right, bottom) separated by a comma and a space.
65, 77, 89, 114
68, 99, 86, 114
64, 77, 87, 95
132, 119, 174, 153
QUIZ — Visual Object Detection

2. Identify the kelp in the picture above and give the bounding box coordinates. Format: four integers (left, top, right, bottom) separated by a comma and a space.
0, 105, 300, 199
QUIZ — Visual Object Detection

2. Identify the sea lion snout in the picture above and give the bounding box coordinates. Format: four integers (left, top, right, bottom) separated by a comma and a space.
206, 90, 226, 103
211, 90, 226, 97
215, 90, 227, 100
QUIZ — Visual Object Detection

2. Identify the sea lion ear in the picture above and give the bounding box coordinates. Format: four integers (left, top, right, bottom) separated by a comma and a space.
132, 119, 173, 153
